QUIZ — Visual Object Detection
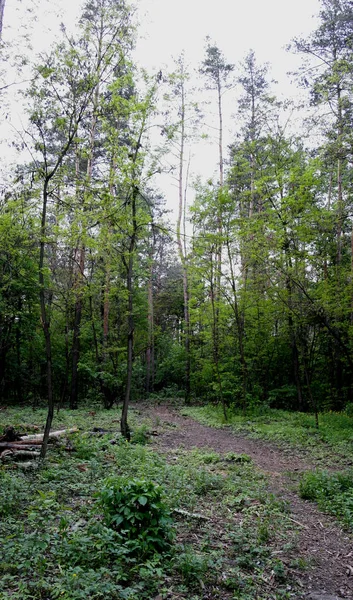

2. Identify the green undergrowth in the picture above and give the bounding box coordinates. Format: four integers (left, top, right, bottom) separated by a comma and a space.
181, 405, 353, 466
299, 470, 353, 529
0, 407, 305, 599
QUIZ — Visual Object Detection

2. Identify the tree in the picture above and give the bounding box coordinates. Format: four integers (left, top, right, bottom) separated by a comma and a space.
291, 0, 353, 406
199, 40, 234, 414
162, 54, 200, 402
25, 0, 134, 456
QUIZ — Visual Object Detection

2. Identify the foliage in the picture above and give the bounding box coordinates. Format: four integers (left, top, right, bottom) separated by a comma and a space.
299, 470, 353, 529
98, 476, 175, 555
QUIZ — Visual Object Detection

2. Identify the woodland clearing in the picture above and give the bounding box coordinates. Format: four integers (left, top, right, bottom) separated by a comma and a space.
1, 402, 353, 600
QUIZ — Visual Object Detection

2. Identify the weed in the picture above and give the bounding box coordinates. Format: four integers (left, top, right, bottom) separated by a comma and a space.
173, 546, 211, 586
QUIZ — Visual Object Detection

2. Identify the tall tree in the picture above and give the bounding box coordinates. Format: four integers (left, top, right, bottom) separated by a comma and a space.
291, 0, 353, 405
200, 40, 234, 414
163, 54, 200, 402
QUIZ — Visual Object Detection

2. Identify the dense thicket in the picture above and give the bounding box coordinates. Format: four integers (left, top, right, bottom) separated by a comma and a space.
1, 0, 353, 431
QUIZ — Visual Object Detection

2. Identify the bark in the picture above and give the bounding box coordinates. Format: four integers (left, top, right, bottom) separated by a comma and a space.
23, 428, 78, 441
207, 74, 225, 414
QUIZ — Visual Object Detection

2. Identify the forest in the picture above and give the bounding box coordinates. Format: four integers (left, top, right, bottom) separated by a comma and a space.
2, 0, 353, 598
0, 0, 353, 432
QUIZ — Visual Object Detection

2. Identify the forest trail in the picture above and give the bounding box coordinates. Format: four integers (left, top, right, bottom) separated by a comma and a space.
142, 403, 353, 600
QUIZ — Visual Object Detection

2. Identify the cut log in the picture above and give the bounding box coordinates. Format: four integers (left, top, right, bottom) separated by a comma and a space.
1, 450, 40, 461
0, 442, 43, 449
21, 427, 79, 441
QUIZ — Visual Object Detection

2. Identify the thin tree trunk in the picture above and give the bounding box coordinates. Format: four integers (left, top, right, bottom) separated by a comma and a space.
70, 254, 84, 409
336, 84, 343, 267
146, 242, 154, 395
121, 185, 138, 440
39, 180, 54, 460
209, 249, 226, 420
176, 75, 191, 403
226, 238, 247, 412
15, 312, 22, 403
70, 82, 99, 409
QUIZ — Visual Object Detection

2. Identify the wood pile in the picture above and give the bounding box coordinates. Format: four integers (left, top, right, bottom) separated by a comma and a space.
0, 427, 78, 464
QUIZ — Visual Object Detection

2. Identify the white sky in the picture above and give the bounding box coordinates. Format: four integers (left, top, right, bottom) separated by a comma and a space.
1, 0, 321, 215
133, 0, 321, 215
135, 0, 320, 79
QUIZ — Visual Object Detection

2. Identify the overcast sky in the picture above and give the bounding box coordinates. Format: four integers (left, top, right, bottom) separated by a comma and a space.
135, 0, 320, 79
133, 0, 321, 213
2, 0, 321, 214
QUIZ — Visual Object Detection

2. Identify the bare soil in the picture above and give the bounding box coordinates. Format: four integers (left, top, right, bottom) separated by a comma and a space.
141, 402, 353, 600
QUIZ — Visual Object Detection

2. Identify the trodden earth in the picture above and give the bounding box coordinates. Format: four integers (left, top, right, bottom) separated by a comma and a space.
141, 402, 353, 600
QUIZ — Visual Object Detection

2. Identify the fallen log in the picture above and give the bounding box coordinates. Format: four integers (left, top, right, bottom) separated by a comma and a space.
1, 449, 40, 461
0, 442, 43, 450
21, 427, 79, 441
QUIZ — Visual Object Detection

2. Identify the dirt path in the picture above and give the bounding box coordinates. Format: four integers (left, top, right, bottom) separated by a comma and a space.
142, 403, 353, 600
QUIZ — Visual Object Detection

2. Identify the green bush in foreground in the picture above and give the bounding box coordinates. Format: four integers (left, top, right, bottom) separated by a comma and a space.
97, 477, 175, 556
299, 470, 353, 528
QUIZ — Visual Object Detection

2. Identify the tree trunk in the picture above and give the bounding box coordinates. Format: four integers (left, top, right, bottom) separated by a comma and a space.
226, 238, 248, 412
69, 71, 100, 409
175, 76, 191, 403
39, 180, 54, 460
70, 260, 84, 410
121, 185, 138, 440
146, 244, 154, 395
209, 249, 226, 420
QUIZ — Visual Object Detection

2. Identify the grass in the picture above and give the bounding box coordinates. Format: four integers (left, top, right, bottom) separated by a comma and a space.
299, 470, 353, 529
181, 404, 353, 466
0, 405, 305, 599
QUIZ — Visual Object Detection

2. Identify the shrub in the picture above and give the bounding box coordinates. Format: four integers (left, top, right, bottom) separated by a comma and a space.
97, 477, 174, 556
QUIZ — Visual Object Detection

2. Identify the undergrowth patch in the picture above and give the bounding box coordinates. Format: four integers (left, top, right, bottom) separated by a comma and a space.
299, 470, 353, 529
0, 406, 305, 599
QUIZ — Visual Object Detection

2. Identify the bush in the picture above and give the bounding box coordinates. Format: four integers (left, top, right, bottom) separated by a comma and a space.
97, 477, 174, 556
